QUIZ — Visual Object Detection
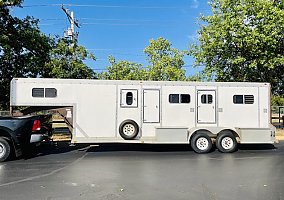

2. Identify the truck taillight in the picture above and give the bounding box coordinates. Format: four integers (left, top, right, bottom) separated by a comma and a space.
32, 120, 41, 131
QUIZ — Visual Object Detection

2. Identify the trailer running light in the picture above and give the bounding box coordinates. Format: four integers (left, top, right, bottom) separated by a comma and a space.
32, 120, 41, 131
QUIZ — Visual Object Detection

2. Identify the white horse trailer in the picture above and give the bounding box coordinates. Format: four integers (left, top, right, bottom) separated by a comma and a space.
10, 78, 276, 153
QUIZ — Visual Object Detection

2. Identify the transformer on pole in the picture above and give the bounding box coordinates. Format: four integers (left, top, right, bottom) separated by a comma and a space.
61, 5, 80, 42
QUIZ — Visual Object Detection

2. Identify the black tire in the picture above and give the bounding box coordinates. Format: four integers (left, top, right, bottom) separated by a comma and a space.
0, 137, 11, 162
216, 131, 237, 153
119, 120, 139, 140
190, 132, 212, 154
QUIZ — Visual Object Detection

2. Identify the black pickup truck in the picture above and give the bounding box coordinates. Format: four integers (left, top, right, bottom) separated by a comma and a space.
0, 115, 52, 162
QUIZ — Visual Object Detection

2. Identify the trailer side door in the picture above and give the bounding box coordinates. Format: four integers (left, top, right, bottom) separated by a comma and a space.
143, 89, 160, 123
197, 90, 216, 124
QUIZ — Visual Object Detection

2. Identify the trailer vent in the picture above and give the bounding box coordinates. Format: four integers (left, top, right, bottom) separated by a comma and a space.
32, 88, 44, 97
244, 95, 254, 104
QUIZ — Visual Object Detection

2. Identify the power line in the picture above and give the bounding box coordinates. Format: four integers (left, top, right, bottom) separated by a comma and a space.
23, 3, 206, 10
39, 18, 194, 23
87, 48, 143, 51
80, 22, 185, 26
39, 22, 190, 27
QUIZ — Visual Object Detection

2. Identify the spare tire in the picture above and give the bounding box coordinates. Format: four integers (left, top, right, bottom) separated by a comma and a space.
119, 120, 139, 140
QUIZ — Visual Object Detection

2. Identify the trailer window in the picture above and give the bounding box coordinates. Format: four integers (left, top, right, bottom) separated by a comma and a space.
126, 92, 133, 105
233, 95, 243, 104
121, 89, 138, 108
169, 94, 190, 104
181, 94, 190, 103
233, 95, 254, 104
45, 88, 57, 98
169, 94, 179, 103
201, 94, 213, 104
32, 88, 44, 97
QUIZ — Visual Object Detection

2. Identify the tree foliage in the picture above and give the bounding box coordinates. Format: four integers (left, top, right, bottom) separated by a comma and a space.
99, 56, 147, 80
46, 38, 96, 79
0, 1, 96, 109
144, 37, 188, 81
272, 95, 284, 106
101, 37, 189, 81
191, 0, 284, 94
0, 3, 51, 109
0, 0, 22, 7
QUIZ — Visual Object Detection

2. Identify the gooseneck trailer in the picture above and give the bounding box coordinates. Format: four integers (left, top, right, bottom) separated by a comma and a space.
10, 78, 276, 153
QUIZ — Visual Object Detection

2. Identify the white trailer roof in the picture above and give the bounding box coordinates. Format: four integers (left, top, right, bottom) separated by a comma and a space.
11, 78, 270, 87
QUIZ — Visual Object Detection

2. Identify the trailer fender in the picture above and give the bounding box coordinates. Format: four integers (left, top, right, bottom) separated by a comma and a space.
188, 127, 240, 142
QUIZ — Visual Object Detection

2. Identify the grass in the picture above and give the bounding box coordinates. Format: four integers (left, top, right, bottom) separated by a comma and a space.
276, 129, 284, 141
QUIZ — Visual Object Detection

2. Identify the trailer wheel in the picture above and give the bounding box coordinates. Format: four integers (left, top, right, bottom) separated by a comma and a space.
190, 132, 212, 154
0, 137, 11, 162
119, 120, 139, 140
216, 131, 237, 153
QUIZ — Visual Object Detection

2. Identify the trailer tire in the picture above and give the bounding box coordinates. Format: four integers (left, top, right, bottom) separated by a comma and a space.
119, 120, 139, 140
190, 132, 212, 154
0, 137, 11, 162
216, 132, 237, 153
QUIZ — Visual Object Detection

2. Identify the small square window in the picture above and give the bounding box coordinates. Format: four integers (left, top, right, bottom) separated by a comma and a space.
201, 94, 213, 104
233, 95, 244, 104
32, 88, 44, 97
181, 94, 190, 103
45, 88, 57, 98
169, 94, 179, 103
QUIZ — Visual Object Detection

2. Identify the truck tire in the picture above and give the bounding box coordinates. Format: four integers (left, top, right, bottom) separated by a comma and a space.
119, 120, 139, 140
191, 132, 212, 154
0, 137, 11, 162
216, 132, 237, 153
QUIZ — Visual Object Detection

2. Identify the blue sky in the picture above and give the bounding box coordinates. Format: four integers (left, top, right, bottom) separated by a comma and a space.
12, 0, 212, 76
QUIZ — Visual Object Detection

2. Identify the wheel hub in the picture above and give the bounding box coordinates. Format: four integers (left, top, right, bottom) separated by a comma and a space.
123, 124, 135, 136
0, 144, 5, 158
221, 137, 234, 150
196, 137, 209, 150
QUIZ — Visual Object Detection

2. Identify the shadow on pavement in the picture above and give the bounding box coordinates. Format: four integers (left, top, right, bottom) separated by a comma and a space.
238, 143, 277, 150
22, 141, 90, 160
22, 141, 279, 160
88, 144, 192, 152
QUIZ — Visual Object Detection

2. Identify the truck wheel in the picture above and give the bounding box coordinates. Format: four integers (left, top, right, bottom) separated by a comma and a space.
216, 132, 237, 153
191, 132, 212, 154
0, 138, 11, 162
119, 120, 139, 140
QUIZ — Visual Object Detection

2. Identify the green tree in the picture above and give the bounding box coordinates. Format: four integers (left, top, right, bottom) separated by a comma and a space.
99, 56, 147, 80
272, 95, 284, 106
0, 0, 22, 6
191, 0, 284, 94
144, 37, 188, 81
0, 1, 51, 109
46, 38, 96, 79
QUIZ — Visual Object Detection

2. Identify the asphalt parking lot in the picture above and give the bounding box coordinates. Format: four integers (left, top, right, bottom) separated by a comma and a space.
0, 142, 284, 200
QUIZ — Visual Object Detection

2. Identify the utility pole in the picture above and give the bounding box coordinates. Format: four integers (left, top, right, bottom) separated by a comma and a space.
61, 5, 80, 43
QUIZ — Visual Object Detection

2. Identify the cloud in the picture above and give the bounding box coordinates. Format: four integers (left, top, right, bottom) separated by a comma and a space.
191, 0, 199, 9
187, 34, 198, 42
